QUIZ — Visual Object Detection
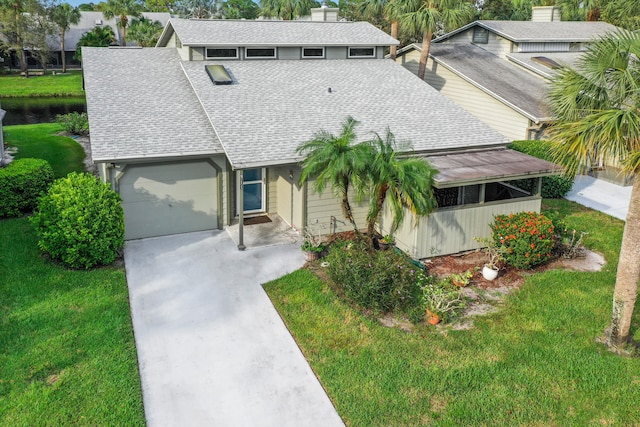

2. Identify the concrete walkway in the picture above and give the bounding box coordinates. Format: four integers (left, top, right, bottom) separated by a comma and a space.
565, 175, 633, 221
124, 231, 344, 427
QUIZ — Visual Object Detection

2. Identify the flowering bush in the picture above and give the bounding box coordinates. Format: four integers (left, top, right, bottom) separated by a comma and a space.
490, 211, 555, 269
325, 239, 422, 314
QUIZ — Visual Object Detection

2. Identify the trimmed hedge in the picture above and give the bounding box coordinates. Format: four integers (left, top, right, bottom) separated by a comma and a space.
0, 158, 54, 217
30, 172, 124, 269
508, 140, 574, 198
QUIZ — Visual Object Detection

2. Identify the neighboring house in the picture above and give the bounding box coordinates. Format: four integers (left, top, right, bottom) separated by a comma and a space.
82, 10, 557, 258
395, 7, 619, 142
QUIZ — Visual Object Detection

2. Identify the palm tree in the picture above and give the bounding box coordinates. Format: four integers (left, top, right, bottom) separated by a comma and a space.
547, 30, 640, 348
74, 26, 117, 61
400, 0, 475, 80
128, 16, 163, 47
358, 0, 403, 60
102, 0, 143, 46
50, 3, 81, 73
177, 0, 222, 19
297, 116, 372, 234
364, 128, 438, 238
260, 0, 319, 20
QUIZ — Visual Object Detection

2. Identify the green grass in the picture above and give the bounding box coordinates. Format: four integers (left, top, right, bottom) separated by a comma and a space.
0, 218, 145, 425
4, 123, 86, 178
265, 200, 640, 426
0, 71, 84, 97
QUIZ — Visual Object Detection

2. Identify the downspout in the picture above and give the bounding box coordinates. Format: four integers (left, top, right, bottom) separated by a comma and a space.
237, 171, 245, 251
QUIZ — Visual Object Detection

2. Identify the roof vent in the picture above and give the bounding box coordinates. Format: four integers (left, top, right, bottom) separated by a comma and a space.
205, 65, 233, 85
95, 19, 103, 25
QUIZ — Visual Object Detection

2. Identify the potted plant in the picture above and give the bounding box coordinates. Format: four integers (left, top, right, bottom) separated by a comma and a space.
422, 281, 465, 325
450, 270, 473, 287
377, 234, 395, 251
301, 239, 325, 261
475, 237, 503, 281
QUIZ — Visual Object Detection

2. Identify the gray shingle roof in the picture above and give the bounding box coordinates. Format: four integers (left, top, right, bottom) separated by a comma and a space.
436, 20, 619, 43
161, 18, 398, 47
429, 43, 551, 122
181, 58, 508, 169
83, 47, 224, 161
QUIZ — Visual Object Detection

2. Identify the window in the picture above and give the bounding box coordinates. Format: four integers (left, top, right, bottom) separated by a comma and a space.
206, 48, 238, 59
302, 47, 324, 58
348, 47, 375, 58
485, 180, 534, 203
434, 185, 481, 208
472, 27, 489, 44
246, 48, 276, 58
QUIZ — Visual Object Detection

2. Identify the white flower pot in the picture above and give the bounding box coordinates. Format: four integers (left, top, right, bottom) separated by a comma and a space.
482, 264, 499, 281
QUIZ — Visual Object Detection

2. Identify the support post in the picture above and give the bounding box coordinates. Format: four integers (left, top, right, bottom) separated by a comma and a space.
237, 171, 246, 251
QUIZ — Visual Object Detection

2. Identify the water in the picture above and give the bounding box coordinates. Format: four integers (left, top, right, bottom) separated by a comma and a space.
1, 97, 86, 126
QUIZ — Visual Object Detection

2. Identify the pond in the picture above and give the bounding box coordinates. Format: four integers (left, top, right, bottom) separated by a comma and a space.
1, 97, 86, 126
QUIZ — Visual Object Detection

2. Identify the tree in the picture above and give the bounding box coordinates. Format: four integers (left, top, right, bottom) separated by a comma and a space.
547, 30, 640, 348
364, 128, 437, 239
128, 16, 162, 46
602, 0, 640, 30
74, 25, 116, 61
145, 0, 176, 12
222, 0, 259, 19
358, 0, 403, 60
50, 3, 81, 73
176, 0, 221, 18
297, 116, 372, 234
400, 0, 475, 80
0, 0, 46, 75
260, 0, 319, 20
102, 0, 143, 46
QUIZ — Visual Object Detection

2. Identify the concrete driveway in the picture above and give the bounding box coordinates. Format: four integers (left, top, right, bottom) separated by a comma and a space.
124, 230, 344, 427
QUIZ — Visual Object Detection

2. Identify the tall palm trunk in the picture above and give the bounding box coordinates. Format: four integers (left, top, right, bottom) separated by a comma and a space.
60, 29, 67, 73
418, 30, 433, 80
367, 184, 388, 237
608, 176, 640, 345
389, 20, 398, 60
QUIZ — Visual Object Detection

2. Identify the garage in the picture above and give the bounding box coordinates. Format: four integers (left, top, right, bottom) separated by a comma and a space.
119, 160, 219, 240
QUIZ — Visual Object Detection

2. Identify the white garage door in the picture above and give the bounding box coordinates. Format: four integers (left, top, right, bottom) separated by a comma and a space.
119, 161, 218, 240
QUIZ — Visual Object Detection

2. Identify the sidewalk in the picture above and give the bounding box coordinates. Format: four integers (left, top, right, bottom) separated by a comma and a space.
565, 175, 632, 221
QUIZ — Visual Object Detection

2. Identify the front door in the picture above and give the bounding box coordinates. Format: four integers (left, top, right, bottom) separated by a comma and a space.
238, 168, 265, 215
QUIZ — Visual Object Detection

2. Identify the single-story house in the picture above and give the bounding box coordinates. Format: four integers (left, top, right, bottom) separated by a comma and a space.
83, 11, 558, 258
394, 7, 619, 142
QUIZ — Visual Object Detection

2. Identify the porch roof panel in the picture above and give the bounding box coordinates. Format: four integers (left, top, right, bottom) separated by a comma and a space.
427, 148, 560, 188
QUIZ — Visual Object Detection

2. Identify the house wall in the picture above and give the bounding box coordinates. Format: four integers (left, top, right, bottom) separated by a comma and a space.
305, 183, 369, 235
267, 167, 278, 213
165, 32, 177, 48
379, 197, 542, 259
275, 166, 305, 229
446, 30, 513, 58
278, 47, 300, 60
398, 50, 530, 141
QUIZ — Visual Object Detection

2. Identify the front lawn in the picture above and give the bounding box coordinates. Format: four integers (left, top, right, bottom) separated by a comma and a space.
0, 71, 84, 97
4, 123, 85, 178
265, 199, 640, 426
0, 218, 145, 425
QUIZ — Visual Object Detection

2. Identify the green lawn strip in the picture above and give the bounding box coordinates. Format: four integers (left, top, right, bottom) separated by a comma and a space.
0, 218, 145, 426
0, 71, 84, 97
4, 123, 85, 178
264, 200, 640, 426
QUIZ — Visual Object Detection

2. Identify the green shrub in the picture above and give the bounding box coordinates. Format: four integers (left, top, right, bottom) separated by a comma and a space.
0, 158, 54, 217
30, 172, 124, 269
490, 211, 555, 269
56, 112, 89, 136
325, 239, 422, 314
508, 140, 574, 198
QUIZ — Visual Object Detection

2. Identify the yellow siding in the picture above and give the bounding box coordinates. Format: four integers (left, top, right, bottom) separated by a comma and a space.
267, 168, 278, 213
381, 199, 542, 259
306, 184, 368, 234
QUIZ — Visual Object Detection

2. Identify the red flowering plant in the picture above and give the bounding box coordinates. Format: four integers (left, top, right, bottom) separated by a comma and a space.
490, 212, 555, 269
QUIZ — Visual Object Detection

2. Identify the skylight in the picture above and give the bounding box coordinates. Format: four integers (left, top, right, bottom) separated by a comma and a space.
531, 56, 561, 70
205, 65, 233, 85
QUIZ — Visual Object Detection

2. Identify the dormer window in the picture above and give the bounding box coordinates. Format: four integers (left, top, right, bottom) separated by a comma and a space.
206, 48, 238, 59
246, 48, 276, 59
302, 47, 325, 59
348, 47, 375, 58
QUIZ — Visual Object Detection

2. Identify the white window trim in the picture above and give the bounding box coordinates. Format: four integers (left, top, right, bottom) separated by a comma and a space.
348, 46, 375, 58
245, 47, 277, 59
205, 47, 239, 59
302, 47, 325, 59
